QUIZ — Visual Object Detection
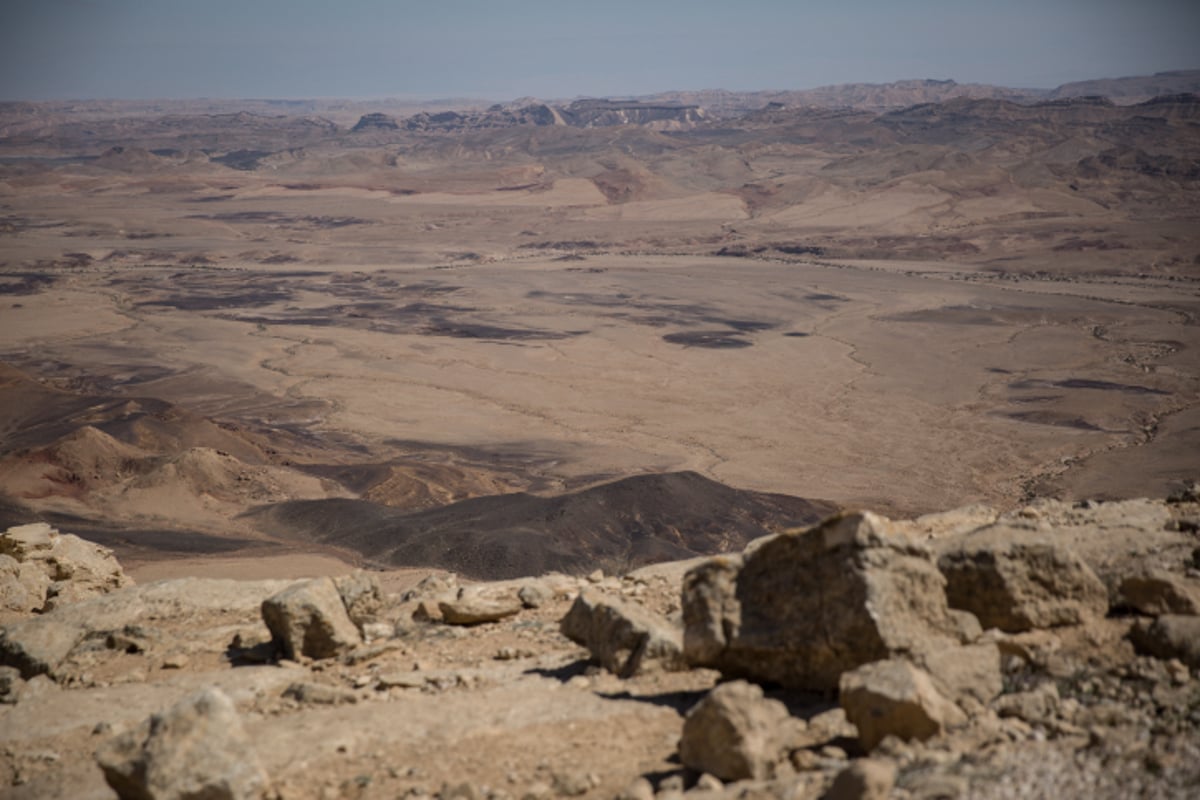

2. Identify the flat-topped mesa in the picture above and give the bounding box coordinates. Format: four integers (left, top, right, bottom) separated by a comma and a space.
559, 99, 705, 128
350, 112, 399, 132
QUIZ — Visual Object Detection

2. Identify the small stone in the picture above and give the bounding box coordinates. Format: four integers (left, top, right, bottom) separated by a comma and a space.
820, 745, 848, 761
993, 682, 1060, 724
904, 774, 969, 799
494, 647, 535, 661
439, 592, 523, 625
791, 750, 820, 772
377, 672, 426, 690
284, 681, 359, 706
694, 774, 723, 792
618, 777, 655, 800
0, 665, 21, 704
1130, 615, 1200, 668
824, 758, 898, 800
518, 582, 551, 609
341, 640, 403, 666
412, 600, 444, 623
552, 770, 591, 796
361, 622, 394, 642
160, 653, 189, 670
587, 570, 605, 584
1167, 659, 1191, 685
657, 775, 685, 793
522, 781, 552, 800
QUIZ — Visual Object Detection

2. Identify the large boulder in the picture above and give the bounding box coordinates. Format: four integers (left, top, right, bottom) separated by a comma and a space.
839, 659, 967, 751
95, 687, 269, 800
678, 680, 798, 781
0, 617, 86, 678
938, 537, 1109, 632
560, 590, 685, 677
682, 512, 968, 690
0, 523, 131, 612
261, 577, 361, 660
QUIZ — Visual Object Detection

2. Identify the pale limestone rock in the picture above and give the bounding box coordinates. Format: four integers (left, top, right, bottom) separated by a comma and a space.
261, 577, 361, 660
0, 522, 55, 559
920, 642, 1003, 705
559, 589, 684, 677
1130, 614, 1200, 668
95, 687, 269, 800
839, 659, 967, 751
679, 680, 798, 781
518, 581, 551, 608
0, 553, 49, 613
939, 538, 1108, 632
333, 570, 383, 630
439, 586, 523, 625
824, 758, 898, 800
0, 616, 85, 678
0, 522, 131, 612
283, 681, 358, 705
682, 512, 965, 690
993, 682, 1060, 724
1116, 569, 1200, 616
617, 777, 655, 800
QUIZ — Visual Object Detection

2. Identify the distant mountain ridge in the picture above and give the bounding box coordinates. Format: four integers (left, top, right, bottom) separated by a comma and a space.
3, 69, 1196, 131
634, 69, 1200, 115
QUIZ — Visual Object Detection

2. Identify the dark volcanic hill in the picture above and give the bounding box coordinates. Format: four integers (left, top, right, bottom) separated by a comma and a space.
246, 471, 837, 579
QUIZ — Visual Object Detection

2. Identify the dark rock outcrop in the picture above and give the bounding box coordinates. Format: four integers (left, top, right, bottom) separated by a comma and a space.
351, 112, 399, 132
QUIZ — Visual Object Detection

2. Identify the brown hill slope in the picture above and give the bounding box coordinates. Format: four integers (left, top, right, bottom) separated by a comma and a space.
247, 471, 836, 579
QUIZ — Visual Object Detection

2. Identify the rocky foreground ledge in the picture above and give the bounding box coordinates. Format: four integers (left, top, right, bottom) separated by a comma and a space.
2, 490, 1199, 800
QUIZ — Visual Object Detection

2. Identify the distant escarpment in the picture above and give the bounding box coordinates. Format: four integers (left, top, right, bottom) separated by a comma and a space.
352, 99, 701, 134
246, 471, 836, 579
350, 112, 399, 132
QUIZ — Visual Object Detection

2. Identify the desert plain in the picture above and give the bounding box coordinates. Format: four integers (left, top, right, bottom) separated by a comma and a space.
1, 75, 1200, 799
2, 82, 1199, 575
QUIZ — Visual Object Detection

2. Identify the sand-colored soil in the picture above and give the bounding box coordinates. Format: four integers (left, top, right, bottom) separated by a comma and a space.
1, 97, 1197, 570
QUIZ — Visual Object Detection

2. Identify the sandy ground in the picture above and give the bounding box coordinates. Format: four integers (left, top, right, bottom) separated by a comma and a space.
1, 113, 1198, 570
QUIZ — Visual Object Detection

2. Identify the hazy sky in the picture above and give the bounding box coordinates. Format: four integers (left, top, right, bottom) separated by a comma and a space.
2, 0, 1198, 100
